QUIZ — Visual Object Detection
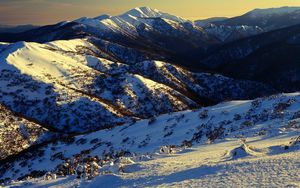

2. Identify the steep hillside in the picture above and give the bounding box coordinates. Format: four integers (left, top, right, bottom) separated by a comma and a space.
200, 24, 300, 91
196, 24, 263, 42
0, 39, 132, 133
1, 92, 300, 184
0, 104, 52, 160
195, 7, 300, 43
15, 136, 299, 187
215, 7, 300, 31
0, 39, 274, 134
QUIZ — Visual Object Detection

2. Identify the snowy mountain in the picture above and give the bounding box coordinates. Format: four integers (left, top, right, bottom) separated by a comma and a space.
0, 39, 274, 135
246, 6, 300, 19
1, 92, 300, 186
194, 7, 300, 42
0, 40, 134, 133
2, 7, 300, 68
1, 6, 300, 187
0, 8, 217, 69
0, 7, 270, 65
199, 23, 300, 92
194, 17, 264, 42
213, 6, 300, 31
198, 24, 263, 42
75, 7, 187, 33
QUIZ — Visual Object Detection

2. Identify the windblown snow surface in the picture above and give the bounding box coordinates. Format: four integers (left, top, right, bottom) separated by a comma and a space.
2, 92, 300, 187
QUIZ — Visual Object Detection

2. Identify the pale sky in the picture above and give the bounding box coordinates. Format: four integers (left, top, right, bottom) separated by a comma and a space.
1, 0, 300, 25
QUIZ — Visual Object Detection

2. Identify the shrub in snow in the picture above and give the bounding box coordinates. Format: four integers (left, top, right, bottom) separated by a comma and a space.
50, 152, 64, 161
164, 131, 173, 137
90, 138, 99, 144
115, 150, 132, 158
76, 138, 87, 145
272, 100, 294, 119
181, 140, 193, 148
233, 114, 242, 121
206, 126, 225, 143
148, 117, 157, 125
199, 110, 208, 119
221, 110, 229, 115
283, 120, 300, 129
241, 121, 253, 128
251, 100, 262, 109
292, 110, 300, 119
159, 145, 179, 154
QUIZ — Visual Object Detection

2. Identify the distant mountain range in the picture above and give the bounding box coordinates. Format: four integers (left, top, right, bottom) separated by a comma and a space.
1, 7, 299, 72
212, 6, 300, 31
200, 24, 300, 92
0, 24, 38, 33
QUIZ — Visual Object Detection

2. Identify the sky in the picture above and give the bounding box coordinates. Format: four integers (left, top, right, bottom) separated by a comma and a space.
1, 0, 300, 25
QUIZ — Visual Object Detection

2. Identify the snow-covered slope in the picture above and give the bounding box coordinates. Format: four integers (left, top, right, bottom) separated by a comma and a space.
75, 7, 187, 36
214, 6, 300, 31
194, 7, 300, 42
0, 104, 53, 160
74, 7, 267, 45
197, 24, 263, 42
74, 6, 269, 43
1, 92, 300, 185
86, 135, 300, 187
248, 6, 300, 17
0, 38, 274, 134
0, 39, 132, 133
0, 39, 193, 133
6, 136, 300, 187
199, 23, 300, 92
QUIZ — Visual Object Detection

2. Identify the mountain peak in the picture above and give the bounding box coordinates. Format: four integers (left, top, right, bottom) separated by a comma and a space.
120, 6, 186, 23
135, 6, 158, 12
122, 6, 161, 18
